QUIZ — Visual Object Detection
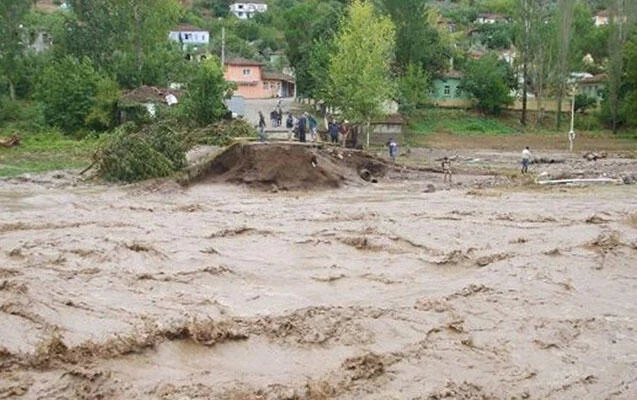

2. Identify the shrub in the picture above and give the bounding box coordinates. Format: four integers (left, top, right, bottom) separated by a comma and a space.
35, 56, 119, 135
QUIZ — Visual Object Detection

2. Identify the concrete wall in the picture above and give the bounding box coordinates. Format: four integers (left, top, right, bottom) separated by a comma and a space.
369, 124, 404, 146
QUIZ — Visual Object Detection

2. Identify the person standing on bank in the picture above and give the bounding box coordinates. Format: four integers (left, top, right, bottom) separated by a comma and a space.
521, 146, 532, 174
387, 138, 398, 163
258, 111, 266, 142
297, 113, 307, 143
442, 156, 452, 183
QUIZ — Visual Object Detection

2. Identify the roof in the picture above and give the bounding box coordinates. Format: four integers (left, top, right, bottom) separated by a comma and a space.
441, 70, 463, 79
373, 114, 405, 125
262, 71, 295, 83
225, 57, 265, 66
120, 86, 183, 104
171, 24, 208, 32
580, 74, 607, 84
478, 13, 509, 20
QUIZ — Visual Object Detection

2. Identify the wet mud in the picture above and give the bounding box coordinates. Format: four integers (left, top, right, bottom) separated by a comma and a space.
1, 150, 637, 399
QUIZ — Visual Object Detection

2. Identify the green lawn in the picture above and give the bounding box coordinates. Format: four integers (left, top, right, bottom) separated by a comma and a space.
0, 130, 98, 177
407, 108, 518, 137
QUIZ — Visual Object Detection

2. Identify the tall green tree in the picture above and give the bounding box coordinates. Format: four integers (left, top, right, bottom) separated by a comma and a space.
328, 0, 395, 147
65, 0, 182, 87
278, 0, 344, 97
376, 0, 451, 74
0, 0, 32, 101
555, 0, 576, 130
606, 0, 635, 133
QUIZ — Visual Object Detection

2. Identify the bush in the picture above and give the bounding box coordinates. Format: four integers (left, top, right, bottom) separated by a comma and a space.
34, 56, 119, 135
97, 123, 188, 182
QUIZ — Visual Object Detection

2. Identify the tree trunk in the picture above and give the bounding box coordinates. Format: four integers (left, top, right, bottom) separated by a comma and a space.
8, 80, 16, 102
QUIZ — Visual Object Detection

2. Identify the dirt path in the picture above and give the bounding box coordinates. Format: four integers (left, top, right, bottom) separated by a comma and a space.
1, 153, 636, 399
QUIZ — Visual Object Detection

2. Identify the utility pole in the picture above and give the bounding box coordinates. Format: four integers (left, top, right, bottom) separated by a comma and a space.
568, 84, 576, 152
221, 25, 226, 67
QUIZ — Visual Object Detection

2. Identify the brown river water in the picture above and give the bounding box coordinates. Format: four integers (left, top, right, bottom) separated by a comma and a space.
0, 163, 636, 399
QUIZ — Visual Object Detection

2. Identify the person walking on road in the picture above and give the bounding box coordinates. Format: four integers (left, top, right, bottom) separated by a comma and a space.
521, 146, 532, 174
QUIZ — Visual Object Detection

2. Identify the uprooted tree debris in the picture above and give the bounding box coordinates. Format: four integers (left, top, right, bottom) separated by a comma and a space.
90, 119, 257, 182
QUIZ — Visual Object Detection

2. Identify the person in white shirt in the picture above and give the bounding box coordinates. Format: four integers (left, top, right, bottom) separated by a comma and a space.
521, 146, 532, 174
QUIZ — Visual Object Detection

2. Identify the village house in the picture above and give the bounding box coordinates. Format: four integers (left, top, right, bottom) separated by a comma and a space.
168, 24, 210, 51
593, 9, 627, 27
224, 58, 295, 99
578, 74, 606, 102
229, 2, 268, 20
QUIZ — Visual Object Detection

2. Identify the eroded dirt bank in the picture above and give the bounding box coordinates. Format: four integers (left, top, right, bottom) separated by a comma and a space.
1, 159, 637, 399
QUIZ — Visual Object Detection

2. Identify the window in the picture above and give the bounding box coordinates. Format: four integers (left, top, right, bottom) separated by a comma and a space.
444, 85, 451, 96
238, 11, 244, 17
238, 4, 244, 8
263, 82, 270, 89
455, 87, 462, 97
243, 68, 251, 76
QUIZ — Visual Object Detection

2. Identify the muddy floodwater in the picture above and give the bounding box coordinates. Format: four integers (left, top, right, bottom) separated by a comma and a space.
1, 165, 637, 399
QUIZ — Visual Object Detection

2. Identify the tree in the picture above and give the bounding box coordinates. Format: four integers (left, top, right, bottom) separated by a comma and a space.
376, 0, 451, 74
64, 0, 182, 87
0, 0, 32, 101
327, 0, 395, 147
606, 0, 635, 133
397, 63, 430, 115
460, 54, 515, 115
34, 57, 119, 134
555, 0, 576, 130
278, 0, 344, 97
182, 59, 232, 126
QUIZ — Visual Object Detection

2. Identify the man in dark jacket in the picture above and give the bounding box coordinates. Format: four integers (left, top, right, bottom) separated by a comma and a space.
297, 113, 307, 143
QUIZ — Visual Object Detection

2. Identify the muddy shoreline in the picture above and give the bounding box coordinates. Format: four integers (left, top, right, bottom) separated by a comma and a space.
1, 149, 636, 399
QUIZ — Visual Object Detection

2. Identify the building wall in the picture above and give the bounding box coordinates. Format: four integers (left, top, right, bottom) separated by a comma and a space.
168, 30, 209, 45
369, 124, 404, 146
579, 83, 605, 101
225, 64, 262, 83
430, 78, 468, 100
230, 3, 267, 19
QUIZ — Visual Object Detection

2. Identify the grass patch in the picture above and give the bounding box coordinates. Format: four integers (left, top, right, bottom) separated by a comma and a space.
0, 130, 98, 177
407, 108, 517, 138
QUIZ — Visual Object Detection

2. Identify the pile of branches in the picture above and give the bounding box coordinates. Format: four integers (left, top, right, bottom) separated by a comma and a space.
91, 119, 256, 183
187, 118, 256, 147
95, 122, 188, 182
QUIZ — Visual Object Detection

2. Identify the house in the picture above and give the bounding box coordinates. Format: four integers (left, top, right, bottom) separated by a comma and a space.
475, 13, 510, 24
168, 24, 210, 50
224, 58, 295, 99
593, 9, 610, 26
369, 114, 405, 146
578, 74, 606, 102
431, 70, 466, 100
592, 9, 628, 27
229, 2, 267, 20
118, 86, 182, 122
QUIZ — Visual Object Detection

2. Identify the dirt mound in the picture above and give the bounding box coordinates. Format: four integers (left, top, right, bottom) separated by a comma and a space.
184, 142, 388, 190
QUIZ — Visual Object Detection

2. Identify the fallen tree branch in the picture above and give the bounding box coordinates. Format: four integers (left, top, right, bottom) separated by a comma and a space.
536, 178, 623, 185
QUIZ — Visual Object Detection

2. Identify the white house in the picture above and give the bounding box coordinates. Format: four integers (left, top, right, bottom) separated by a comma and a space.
229, 2, 267, 20
168, 24, 210, 48
475, 13, 510, 24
